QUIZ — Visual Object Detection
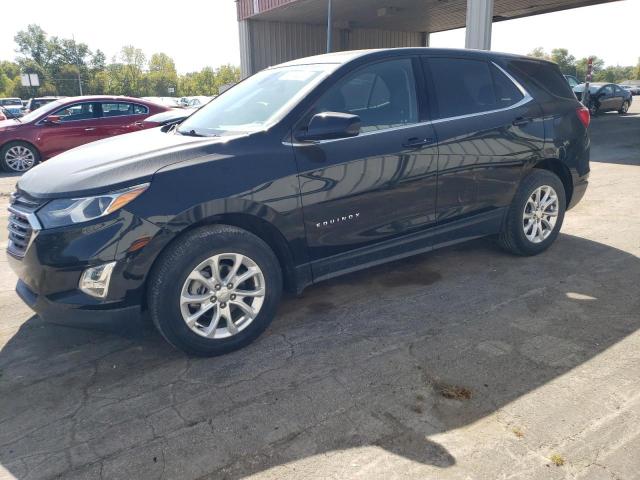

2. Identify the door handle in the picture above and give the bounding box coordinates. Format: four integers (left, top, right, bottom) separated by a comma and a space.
402, 137, 435, 149
512, 117, 532, 127
84, 127, 96, 131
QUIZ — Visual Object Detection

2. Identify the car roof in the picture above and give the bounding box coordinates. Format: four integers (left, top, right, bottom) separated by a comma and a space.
274, 47, 551, 68
56, 95, 154, 104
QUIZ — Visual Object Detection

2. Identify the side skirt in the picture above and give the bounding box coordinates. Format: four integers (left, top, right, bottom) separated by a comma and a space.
308, 207, 507, 285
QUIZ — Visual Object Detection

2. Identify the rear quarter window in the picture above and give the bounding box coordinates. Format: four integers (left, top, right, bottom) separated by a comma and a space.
504, 59, 576, 101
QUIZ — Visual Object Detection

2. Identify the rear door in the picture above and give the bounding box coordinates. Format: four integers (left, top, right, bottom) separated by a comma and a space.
422, 56, 545, 228
612, 85, 626, 109
95, 102, 150, 136
292, 57, 438, 279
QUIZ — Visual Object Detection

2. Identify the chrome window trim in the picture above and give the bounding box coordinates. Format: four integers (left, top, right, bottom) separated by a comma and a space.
290, 60, 533, 146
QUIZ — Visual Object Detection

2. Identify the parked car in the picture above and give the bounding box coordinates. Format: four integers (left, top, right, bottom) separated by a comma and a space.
0, 107, 7, 121
179, 96, 213, 108
573, 82, 632, 115
23, 96, 63, 114
8, 48, 590, 356
142, 97, 183, 108
142, 108, 197, 128
0, 98, 25, 118
0, 96, 169, 172
621, 84, 640, 96
563, 74, 579, 88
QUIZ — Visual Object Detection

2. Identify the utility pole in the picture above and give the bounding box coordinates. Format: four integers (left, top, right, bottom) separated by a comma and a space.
326, 0, 333, 53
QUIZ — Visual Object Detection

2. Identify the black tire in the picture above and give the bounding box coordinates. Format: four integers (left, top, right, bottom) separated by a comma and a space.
0, 141, 40, 173
148, 225, 282, 356
498, 169, 566, 256
618, 101, 629, 115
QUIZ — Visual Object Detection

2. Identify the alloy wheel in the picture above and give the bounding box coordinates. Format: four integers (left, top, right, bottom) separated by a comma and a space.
5, 145, 36, 172
179, 253, 266, 339
522, 185, 559, 244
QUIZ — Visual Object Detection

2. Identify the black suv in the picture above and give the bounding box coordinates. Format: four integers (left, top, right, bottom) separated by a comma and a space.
8, 48, 590, 356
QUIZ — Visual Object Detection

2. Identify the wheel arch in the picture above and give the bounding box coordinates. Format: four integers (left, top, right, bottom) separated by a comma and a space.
533, 158, 573, 207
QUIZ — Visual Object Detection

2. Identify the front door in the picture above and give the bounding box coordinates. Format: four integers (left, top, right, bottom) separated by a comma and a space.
292, 57, 438, 280
422, 56, 544, 232
37, 102, 102, 158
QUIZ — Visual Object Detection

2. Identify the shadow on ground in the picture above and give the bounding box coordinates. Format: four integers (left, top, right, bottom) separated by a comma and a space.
589, 108, 640, 166
0, 231, 638, 479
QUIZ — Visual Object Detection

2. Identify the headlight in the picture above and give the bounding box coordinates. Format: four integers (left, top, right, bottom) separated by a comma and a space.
37, 184, 149, 229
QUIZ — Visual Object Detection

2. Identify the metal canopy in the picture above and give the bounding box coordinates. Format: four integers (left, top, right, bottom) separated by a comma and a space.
239, 0, 620, 33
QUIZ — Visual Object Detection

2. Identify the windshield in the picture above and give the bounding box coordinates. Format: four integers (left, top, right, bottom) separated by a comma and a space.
0, 98, 22, 106
19, 99, 67, 123
177, 64, 334, 136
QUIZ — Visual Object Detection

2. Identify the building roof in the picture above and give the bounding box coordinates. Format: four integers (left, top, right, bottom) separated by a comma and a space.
237, 0, 622, 33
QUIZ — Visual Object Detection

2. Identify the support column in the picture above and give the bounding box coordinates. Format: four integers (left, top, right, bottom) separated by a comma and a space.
326, 0, 333, 53
465, 0, 493, 50
420, 32, 430, 47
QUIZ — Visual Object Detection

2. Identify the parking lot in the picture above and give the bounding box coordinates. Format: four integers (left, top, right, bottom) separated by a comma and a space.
0, 102, 638, 479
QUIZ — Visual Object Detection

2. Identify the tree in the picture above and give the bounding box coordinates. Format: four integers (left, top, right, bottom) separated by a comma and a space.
635, 57, 640, 80
147, 53, 178, 96
575, 56, 605, 82
528, 47, 549, 60
14, 25, 50, 68
550, 48, 576, 75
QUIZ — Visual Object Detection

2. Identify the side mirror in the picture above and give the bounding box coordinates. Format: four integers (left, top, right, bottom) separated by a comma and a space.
297, 112, 361, 141
43, 114, 61, 124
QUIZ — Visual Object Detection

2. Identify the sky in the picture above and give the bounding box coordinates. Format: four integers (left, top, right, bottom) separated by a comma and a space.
0, 0, 638, 73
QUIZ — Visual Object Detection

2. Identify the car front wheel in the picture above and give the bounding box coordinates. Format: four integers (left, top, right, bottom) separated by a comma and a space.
0, 141, 40, 173
498, 169, 566, 256
148, 225, 282, 356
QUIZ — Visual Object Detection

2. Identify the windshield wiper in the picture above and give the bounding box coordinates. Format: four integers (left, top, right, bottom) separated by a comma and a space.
178, 129, 205, 137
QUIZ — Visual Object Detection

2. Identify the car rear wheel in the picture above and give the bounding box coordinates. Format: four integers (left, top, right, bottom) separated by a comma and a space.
148, 225, 282, 356
498, 169, 566, 256
0, 141, 40, 173
618, 101, 629, 114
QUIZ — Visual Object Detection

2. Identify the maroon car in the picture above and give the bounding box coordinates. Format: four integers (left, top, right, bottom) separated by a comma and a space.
0, 96, 169, 172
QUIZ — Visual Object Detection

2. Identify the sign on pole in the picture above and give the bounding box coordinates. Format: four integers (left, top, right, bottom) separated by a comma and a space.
20, 73, 40, 87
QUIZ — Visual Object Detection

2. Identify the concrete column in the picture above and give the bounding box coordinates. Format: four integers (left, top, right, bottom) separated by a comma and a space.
421, 32, 430, 47
238, 20, 254, 78
465, 0, 493, 50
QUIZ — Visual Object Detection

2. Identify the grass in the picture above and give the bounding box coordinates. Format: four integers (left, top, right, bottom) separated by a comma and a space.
512, 427, 524, 438
436, 382, 473, 400
550, 454, 565, 466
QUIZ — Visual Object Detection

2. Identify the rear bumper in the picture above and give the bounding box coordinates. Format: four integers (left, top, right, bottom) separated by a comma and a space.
568, 173, 589, 210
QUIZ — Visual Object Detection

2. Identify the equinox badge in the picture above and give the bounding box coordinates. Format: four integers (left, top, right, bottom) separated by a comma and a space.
316, 213, 360, 228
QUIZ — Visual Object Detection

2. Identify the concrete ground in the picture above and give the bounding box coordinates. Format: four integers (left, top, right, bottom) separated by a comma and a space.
0, 102, 639, 480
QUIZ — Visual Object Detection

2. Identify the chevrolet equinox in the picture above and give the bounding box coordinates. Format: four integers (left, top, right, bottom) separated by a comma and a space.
8, 49, 590, 356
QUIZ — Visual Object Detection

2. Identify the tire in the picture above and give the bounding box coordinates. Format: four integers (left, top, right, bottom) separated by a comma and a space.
148, 225, 282, 356
618, 101, 629, 115
498, 169, 566, 256
0, 141, 40, 173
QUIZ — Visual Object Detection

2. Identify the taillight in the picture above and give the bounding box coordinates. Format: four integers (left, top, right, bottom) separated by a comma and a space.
576, 106, 590, 128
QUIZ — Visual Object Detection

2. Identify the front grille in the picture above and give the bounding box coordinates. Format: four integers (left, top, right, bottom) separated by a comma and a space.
7, 192, 42, 258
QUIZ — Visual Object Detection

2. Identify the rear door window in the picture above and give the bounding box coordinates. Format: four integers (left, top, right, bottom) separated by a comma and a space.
101, 103, 135, 117
425, 57, 522, 119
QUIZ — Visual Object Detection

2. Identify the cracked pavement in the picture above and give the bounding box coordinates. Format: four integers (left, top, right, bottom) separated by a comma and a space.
0, 102, 639, 479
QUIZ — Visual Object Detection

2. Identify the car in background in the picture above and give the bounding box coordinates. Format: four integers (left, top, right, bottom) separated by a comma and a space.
564, 75, 580, 89
23, 96, 64, 114
142, 97, 183, 108
142, 108, 197, 128
0, 98, 25, 118
573, 83, 632, 115
179, 96, 214, 108
0, 107, 8, 121
621, 84, 640, 96
0, 96, 169, 172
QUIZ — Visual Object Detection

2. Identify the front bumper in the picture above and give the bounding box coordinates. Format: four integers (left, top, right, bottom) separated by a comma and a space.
7, 209, 169, 330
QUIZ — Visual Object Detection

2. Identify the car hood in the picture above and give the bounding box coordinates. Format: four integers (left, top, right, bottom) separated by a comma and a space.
0, 119, 20, 129
18, 128, 245, 199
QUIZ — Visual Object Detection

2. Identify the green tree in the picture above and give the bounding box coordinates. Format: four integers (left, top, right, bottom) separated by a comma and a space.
575, 56, 605, 82
147, 53, 178, 96
528, 47, 549, 60
550, 48, 576, 75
